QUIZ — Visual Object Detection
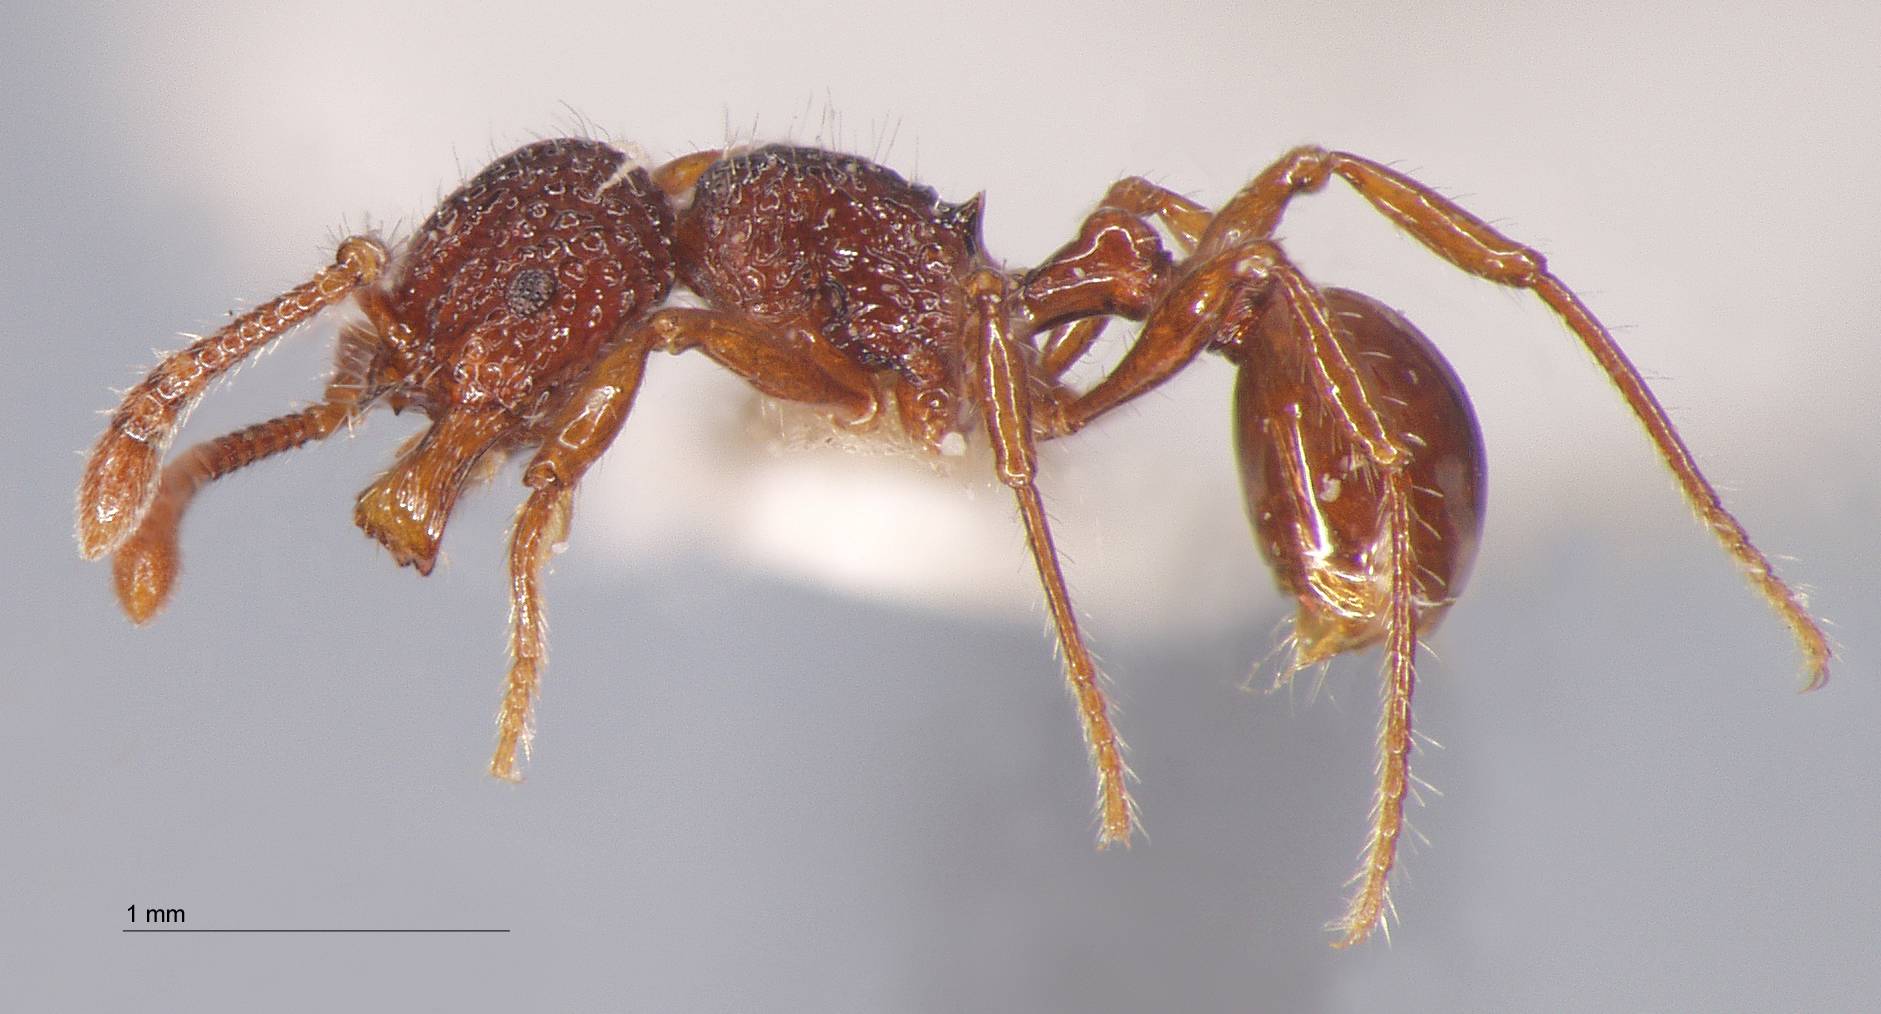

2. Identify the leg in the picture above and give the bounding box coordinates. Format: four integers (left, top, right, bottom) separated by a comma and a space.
489, 321, 660, 780
1333, 468, 1419, 949
490, 307, 888, 779
77, 236, 387, 559
1232, 280, 1465, 946
492, 483, 572, 781
1260, 404, 1350, 680
1210, 147, 1829, 687
1030, 163, 1474, 431
1036, 317, 1106, 382
1012, 177, 1238, 426
652, 307, 880, 429
1049, 241, 1407, 471
526, 305, 885, 493
1099, 176, 1213, 252
964, 269, 1136, 846
112, 323, 382, 622
1036, 246, 1257, 436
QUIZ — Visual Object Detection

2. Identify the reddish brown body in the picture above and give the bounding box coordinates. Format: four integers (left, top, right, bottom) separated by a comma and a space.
76, 136, 1827, 948
373, 138, 676, 417
677, 146, 983, 449
346, 139, 677, 572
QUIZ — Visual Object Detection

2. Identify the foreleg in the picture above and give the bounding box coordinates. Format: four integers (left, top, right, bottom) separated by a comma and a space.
490, 307, 885, 779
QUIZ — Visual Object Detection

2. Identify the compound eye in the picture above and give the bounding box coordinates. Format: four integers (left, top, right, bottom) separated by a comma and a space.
506, 268, 557, 318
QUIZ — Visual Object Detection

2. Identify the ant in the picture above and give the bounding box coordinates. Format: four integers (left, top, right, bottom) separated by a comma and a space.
74, 137, 1830, 946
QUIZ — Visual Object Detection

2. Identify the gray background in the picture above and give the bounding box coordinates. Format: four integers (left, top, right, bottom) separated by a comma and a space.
6, 2, 1879, 1011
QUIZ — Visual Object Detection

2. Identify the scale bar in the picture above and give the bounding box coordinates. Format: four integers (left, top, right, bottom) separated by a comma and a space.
124, 928, 509, 933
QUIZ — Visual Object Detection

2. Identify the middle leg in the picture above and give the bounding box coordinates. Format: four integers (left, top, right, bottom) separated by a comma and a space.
964, 268, 1136, 846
